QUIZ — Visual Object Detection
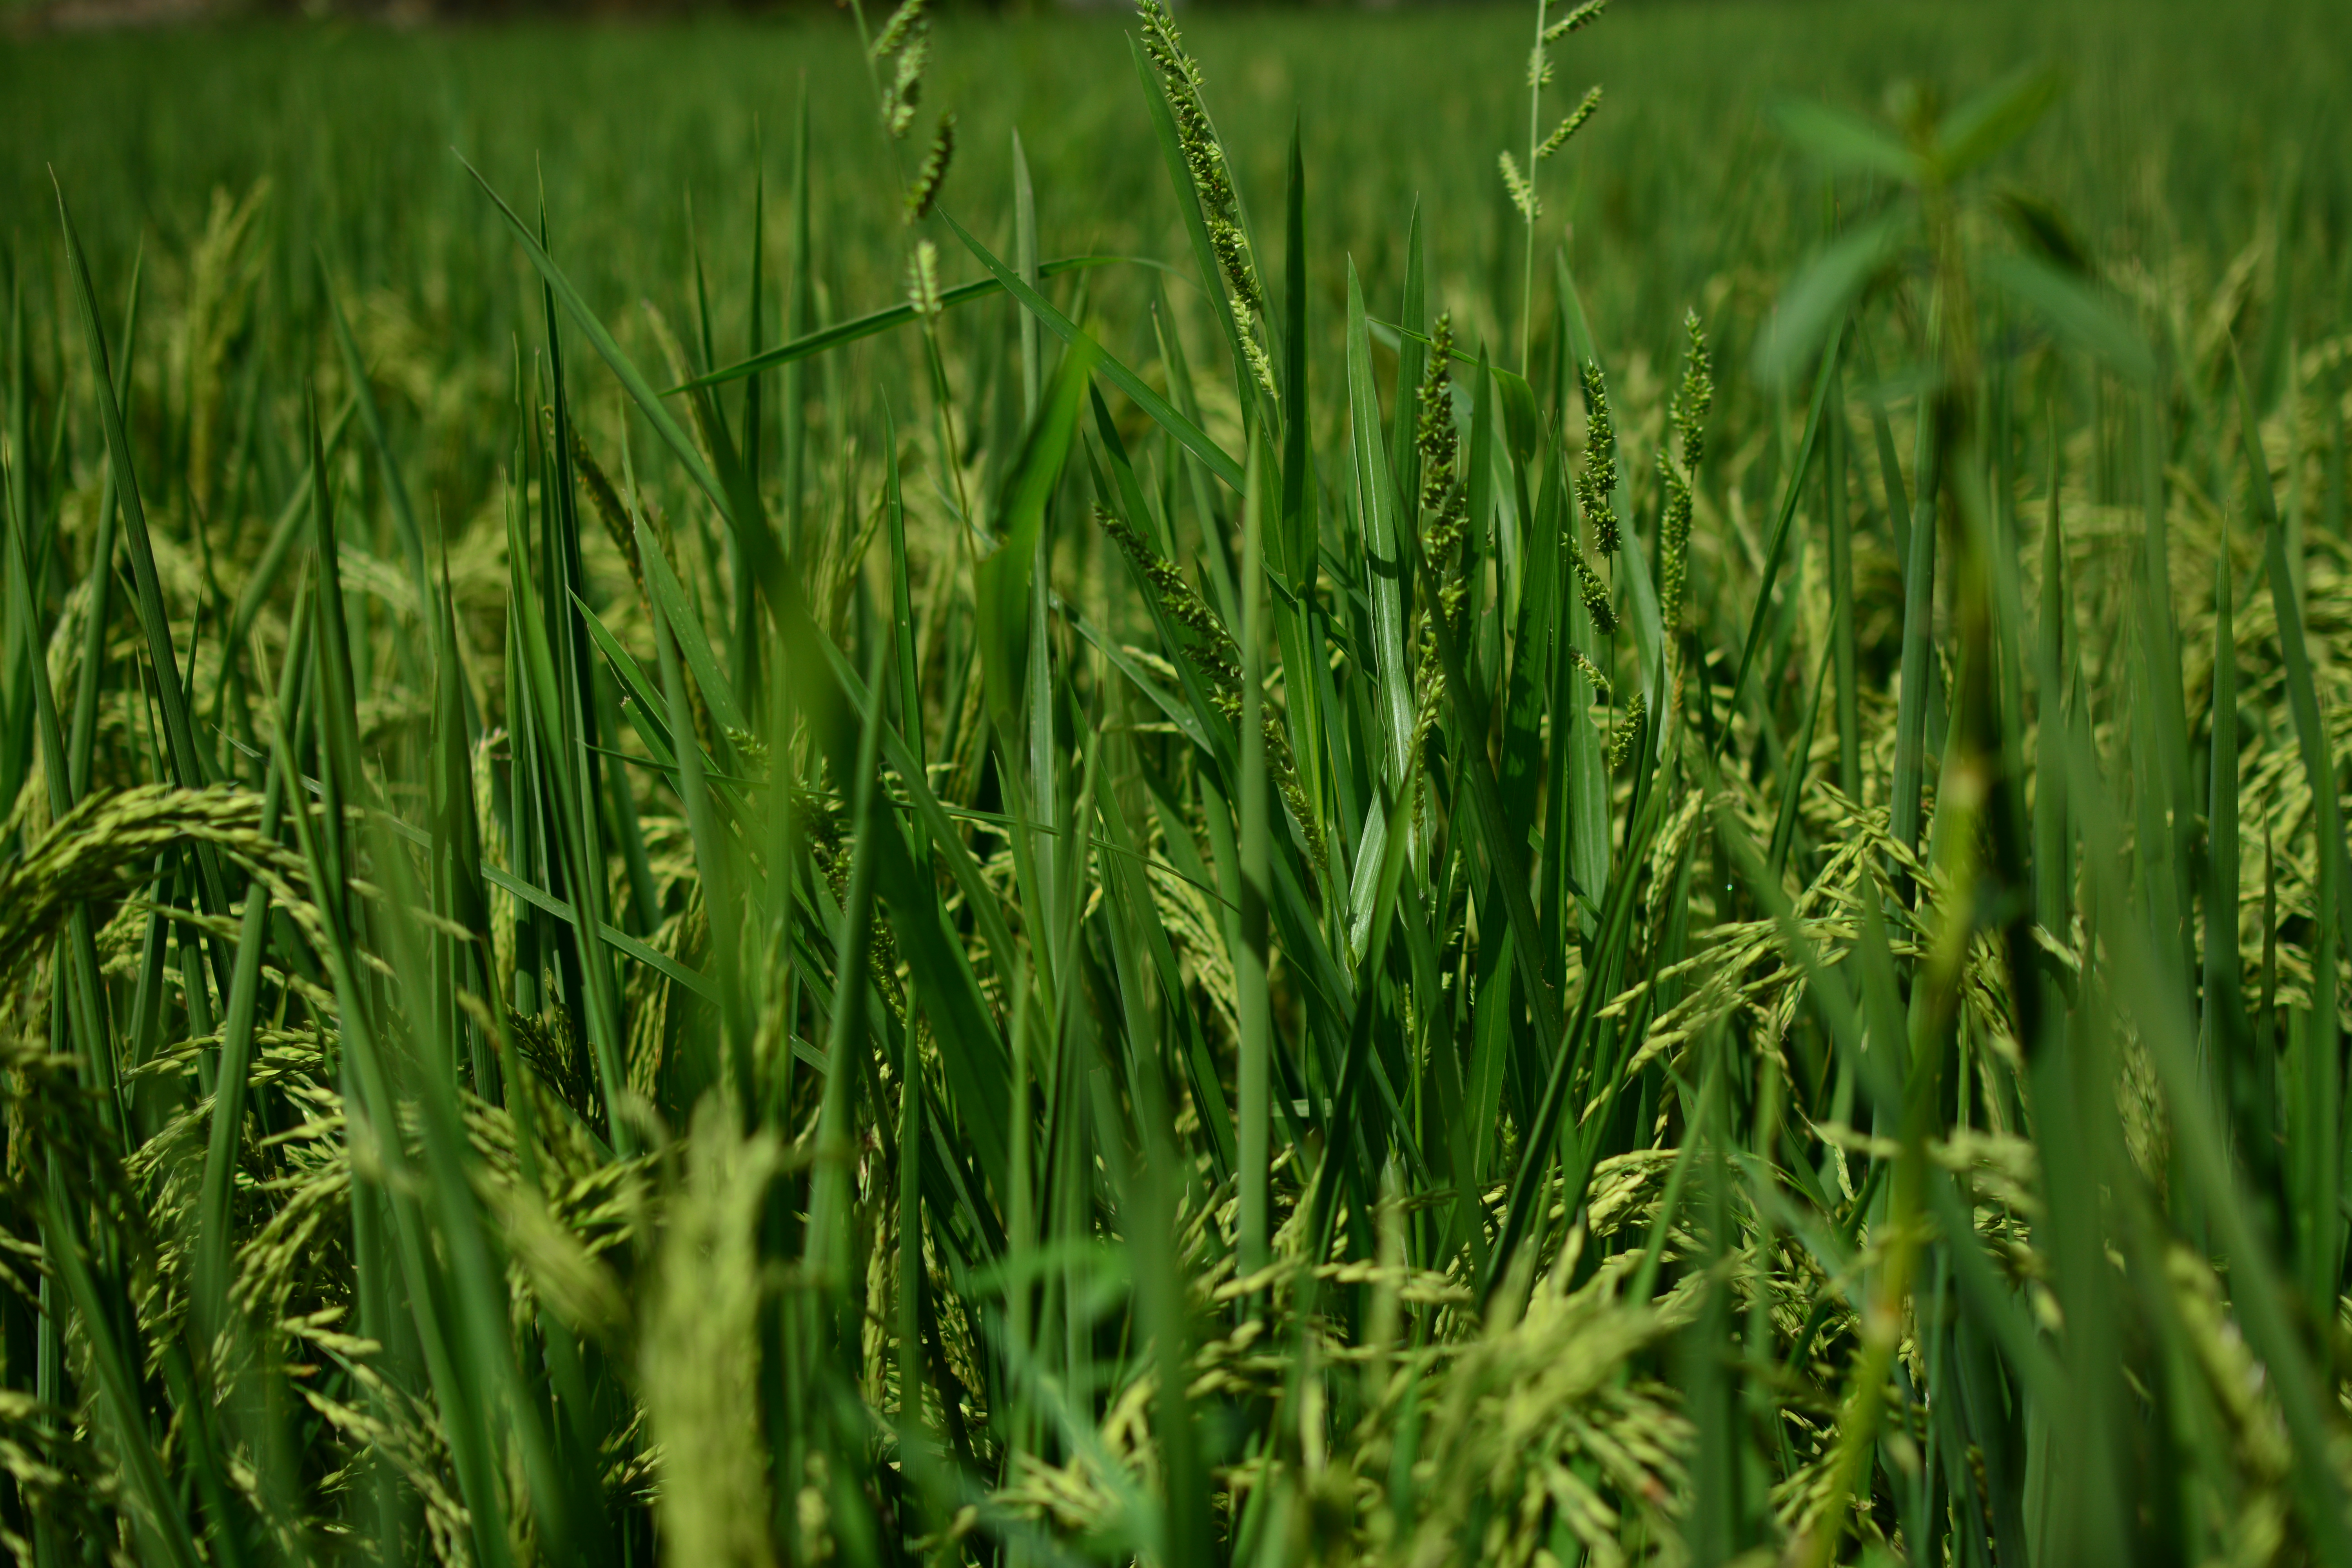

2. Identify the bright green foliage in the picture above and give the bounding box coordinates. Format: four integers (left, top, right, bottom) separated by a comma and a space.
2, 2, 2352, 1566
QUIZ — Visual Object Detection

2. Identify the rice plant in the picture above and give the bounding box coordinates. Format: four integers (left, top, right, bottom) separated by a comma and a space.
2, 2, 2350, 1564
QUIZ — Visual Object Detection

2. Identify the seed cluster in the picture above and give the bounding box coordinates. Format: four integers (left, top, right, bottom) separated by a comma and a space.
1574, 361, 1619, 558
1569, 547, 1617, 637
1505, 0, 1609, 224
873, 0, 931, 138
1564, 647, 1612, 706
1605, 689, 1645, 770
874, 0, 956, 223
1096, 506, 1327, 876
1559, 360, 1621, 639
1658, 311, 1714, 633
1403, 314, 1480, 823
1416, 314, 1470, 563
904, 239, 943, 318
1536, 85, 1603, 162
1137, 0, 1278, 398
1499, 151, 1539, 223
905, 114, 956, 224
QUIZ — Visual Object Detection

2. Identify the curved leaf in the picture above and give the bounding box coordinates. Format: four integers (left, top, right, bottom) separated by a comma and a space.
1757, 210, 1904, 387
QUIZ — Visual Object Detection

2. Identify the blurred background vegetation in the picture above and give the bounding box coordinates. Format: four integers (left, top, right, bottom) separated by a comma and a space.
6, 0, 2347, 472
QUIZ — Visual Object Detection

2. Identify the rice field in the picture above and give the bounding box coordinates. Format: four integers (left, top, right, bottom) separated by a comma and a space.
3, 0, 2352, 1563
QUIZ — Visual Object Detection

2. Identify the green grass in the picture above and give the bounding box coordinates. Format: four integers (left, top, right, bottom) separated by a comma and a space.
2, 0, 2352, 1563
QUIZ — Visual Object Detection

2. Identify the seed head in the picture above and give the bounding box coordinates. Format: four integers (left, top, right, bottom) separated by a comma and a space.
1233, 297, 1279, 397
1095, 504, 1324, 875
1535, 86, 1602, 161
870, 0, 927, 60
904, 113, 955, 223
1416, 316, 1457, 499
1658, 449, 1692, 628
1570, 549, 1617, 636
1097, 505, 1242, 716
1498, 151, 1539, 224
1565, 647, 1612, 706
1672, 310, 1714, 474
905, 240, 942, 319
1575, 361, 1619, 556
1207, 218, 1264, 316
1541, 0, 1607, 44
1136, 0, 1271, 357
877, 8, 932, 140
1135, 0, 1205, 95
1136, 0, 1236, 220
1659, 314, 1712, 630
1606, 691, 1645, 770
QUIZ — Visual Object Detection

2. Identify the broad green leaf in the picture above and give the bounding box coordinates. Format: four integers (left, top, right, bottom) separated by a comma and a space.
1757, 212, 1903, 388
1932, 66, 2064, 182
1772, 98, 1923, 181
1982, 250, 2153, 379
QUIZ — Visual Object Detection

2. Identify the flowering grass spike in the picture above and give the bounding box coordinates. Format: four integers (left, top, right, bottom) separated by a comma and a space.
1575, 360, 1620, 556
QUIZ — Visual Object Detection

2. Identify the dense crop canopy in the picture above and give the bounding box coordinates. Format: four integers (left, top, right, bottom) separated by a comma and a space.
2, 2, 2351, 1564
